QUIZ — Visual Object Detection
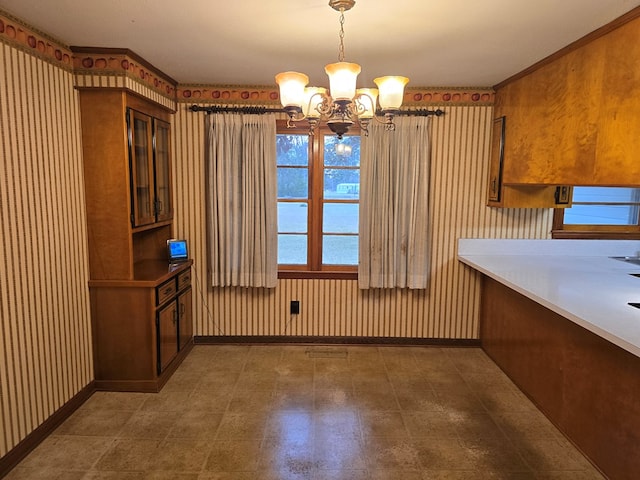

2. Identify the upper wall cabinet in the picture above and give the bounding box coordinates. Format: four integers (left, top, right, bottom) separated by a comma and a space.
129, 109, 173, 227
493, 14, 640, 187
487, 115, 573, 208
79, 89, 175, 280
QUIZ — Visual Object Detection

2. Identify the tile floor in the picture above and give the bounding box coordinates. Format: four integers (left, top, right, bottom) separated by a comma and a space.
6, 345, 605, 479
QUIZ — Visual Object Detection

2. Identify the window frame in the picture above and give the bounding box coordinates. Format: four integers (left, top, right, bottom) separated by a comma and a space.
276, 119, 359, 279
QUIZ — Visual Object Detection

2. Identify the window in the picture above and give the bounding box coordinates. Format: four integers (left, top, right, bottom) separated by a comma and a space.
276, 121, 360, 276
553, 187, 640, 239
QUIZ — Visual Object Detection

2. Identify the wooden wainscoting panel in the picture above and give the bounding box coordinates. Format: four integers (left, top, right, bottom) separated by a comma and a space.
481, 276, 640, 480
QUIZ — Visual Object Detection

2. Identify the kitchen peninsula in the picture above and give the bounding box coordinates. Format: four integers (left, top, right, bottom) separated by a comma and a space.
458, 239, 640, 480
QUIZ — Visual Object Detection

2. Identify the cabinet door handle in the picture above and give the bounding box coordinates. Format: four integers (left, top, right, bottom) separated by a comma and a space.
173, 309, 178, 325
180, 303, 185, 316
163, 286, 173, 295
491, 178, 497, 193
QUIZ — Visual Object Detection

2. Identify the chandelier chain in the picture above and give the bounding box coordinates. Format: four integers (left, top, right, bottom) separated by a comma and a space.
338, 8, 346, 62
274, 0, 423, 139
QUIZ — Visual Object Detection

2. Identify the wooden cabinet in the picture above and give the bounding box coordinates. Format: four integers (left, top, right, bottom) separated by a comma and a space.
156, 272, 192, 376
79, 89, 175, 280
157, 301, 178, 373
481, 277, 640, 480
154, 119, 173, 223
177, 271, 193, 350
595, 18, 640, 182
90, 262, 193, 391
129, 110, 155, 227
487, 115, 573, 208
156, 272, 192, 375
493, 14, 640, 188
487, 116, 505, 203
129, 110, 173, 227
79, 88, 192, 392
157, 277, 179, 373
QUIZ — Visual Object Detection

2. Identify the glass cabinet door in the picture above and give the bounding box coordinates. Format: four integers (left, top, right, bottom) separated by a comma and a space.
129, 110, 155, 226
153, 119, 173, 223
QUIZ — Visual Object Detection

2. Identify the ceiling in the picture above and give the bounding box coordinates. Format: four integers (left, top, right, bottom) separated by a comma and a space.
1, 0, 639, 88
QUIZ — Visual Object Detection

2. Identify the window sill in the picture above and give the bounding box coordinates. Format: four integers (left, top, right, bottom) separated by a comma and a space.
278, 270, 358, 280
552, 230, 640, 240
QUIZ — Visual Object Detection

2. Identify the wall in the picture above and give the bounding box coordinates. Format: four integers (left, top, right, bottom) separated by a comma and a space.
0, 7, 555, 468
173, 103, 554, 340
0, 31, 92, 458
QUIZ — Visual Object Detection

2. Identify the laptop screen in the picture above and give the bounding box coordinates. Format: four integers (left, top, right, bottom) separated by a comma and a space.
167, 239, 188, 263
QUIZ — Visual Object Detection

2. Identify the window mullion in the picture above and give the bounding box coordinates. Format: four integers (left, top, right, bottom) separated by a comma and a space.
308, 132, 323, 270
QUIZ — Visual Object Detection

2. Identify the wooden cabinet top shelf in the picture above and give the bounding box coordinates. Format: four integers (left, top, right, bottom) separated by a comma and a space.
88, 259, 192, 288
132, 219, 172, 234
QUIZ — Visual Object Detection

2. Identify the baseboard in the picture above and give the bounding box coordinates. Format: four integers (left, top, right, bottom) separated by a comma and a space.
94, 379, 162, 393
0, 381, 95, 479
194, 335, 481, 347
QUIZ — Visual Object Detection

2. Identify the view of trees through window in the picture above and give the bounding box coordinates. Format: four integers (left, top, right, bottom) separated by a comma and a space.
277, 127, 360, 271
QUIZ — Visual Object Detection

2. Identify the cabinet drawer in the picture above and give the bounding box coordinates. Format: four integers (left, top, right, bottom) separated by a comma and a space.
178, 270, 191, 291
156, 279, 176, 306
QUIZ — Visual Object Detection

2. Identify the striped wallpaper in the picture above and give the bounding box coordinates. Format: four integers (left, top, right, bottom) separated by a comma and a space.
0, 42, 92, 458
172, 104, 554, 340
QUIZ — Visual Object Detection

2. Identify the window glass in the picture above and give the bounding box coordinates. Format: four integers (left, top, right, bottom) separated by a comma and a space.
277, 168, 308, 198
563, 187, 640, 225
278, 234, 307, 265
324, 136, 361, 167
278, 202, 308, 233
322, 235, 358, 265
323, 203, 358, 233
564, 205, 639, 226
277, 134, 309, 166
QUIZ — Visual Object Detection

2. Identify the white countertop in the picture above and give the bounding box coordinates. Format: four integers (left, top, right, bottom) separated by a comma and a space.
458, 239, 640, 358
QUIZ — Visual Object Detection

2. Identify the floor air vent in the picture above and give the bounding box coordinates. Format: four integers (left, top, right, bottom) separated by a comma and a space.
305, 348, 348, 359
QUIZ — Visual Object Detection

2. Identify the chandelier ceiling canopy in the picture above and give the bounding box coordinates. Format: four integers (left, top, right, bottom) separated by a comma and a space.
275, 0, 409, 138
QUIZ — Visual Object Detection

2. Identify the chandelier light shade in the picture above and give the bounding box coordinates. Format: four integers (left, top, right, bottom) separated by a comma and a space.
374, 76, 410, 110
302, 87, 327, 118
274, 72, 309, 109
355, 88, 378, 119
325, 62, 361, 101
275, 0, 409, 138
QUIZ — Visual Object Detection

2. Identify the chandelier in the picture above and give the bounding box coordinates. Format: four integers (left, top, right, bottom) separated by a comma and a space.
275, 0, 409, 139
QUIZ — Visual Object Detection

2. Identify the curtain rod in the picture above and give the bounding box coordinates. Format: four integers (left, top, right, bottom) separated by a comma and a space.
189, 104, 445, 117
189, 105, 283, 114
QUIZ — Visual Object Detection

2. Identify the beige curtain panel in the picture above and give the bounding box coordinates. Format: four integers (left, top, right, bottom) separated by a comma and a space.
206, 113, 278, 288
359, 116, 431, 289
